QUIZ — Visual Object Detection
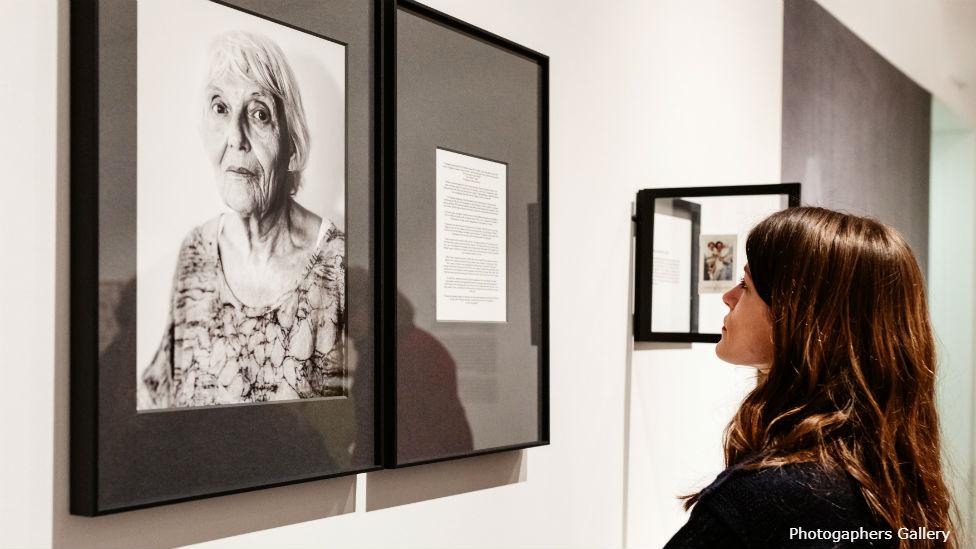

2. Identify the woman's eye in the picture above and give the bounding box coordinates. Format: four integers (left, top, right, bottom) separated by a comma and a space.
211, 102, 227, 115
738, 277, 747, 289
250, 108, 270, 123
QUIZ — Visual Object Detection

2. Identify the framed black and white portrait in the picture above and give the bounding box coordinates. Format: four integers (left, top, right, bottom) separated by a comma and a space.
71, 0, 379, 515
136, 0, 347, 410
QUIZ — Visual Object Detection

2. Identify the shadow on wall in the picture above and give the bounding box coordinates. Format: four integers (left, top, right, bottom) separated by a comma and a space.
50, 276, 522, 549
389, 275, 476, 464
52, 473, 355, 549
52, 277, 353, 549
53, 264, 361, 549
365, 451, 526, 512
50, 274, 522, 549
345, 264, 477, 467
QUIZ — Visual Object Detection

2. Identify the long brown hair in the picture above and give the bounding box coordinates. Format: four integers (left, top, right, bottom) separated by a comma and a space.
687, 206, 955, 548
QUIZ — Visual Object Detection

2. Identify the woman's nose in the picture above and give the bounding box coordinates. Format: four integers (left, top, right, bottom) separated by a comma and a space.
722, 287, 739, 309
226, 113, 250, 152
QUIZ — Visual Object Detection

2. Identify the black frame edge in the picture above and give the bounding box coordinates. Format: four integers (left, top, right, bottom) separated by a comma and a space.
397, 0, 547, 62
88, 465, 386, 517
633, 189, 654, 340
69, 0, 100, 517
378, 0, 398, 468
538, 53, 550, 446
388, 441, 547, 470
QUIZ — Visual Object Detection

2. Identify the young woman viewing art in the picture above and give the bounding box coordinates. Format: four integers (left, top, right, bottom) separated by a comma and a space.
664, 207, 956, 549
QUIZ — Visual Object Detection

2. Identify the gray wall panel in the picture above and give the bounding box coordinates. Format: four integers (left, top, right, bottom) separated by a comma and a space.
783, 0, 931, 272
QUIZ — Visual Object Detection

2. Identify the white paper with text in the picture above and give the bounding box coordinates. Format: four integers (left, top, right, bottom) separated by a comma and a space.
436, 148, 507, 322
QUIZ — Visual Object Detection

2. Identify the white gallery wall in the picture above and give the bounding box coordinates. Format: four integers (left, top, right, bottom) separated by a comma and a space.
930, 99, 976, 546
621, 1, 781, 546
1, 1, 62, 548
1, 0, 784, 547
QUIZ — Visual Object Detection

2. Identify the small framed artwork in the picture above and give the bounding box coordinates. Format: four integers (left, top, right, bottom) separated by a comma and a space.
71, 0, 380, 515
378, 0, 549, 467
633, 184, 801, 343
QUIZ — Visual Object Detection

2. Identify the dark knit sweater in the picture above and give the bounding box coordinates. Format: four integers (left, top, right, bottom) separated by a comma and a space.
663, 463, 897, 548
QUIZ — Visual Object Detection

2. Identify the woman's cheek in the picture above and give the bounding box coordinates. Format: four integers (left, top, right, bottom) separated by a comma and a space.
252, 131, 283, 191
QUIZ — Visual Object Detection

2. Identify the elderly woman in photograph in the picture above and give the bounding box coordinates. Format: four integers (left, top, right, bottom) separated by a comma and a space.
140, 31, 345, 409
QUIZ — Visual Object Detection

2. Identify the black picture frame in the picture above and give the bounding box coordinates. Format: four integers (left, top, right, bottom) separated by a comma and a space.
70, 0, 382, 515
378, 0, 550, 468
633, 183, 801, 343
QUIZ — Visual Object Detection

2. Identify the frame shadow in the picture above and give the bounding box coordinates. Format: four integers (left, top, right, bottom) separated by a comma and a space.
364, 450, 525, 511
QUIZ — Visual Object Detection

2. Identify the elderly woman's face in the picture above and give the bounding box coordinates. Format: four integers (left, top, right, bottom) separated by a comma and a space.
203, 73, 289, 217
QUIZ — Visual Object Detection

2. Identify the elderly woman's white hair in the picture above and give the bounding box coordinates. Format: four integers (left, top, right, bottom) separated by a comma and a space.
204, 30, 310, 193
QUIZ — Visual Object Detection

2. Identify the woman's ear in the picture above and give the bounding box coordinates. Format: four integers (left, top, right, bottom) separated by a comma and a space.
287, 145, 299, 172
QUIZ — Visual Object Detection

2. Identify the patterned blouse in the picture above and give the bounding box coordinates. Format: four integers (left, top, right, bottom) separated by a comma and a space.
139, 215, 346, 409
